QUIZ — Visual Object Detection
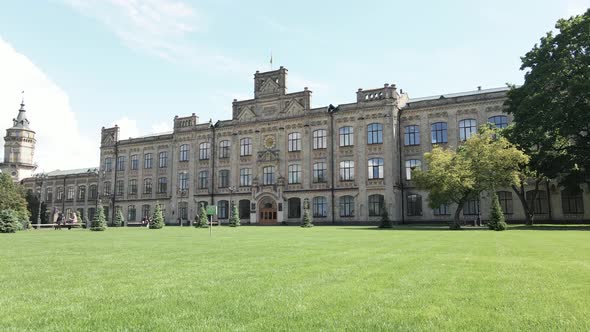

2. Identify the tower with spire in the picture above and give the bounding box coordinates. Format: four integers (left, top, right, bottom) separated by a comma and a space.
0, 93, 37, 181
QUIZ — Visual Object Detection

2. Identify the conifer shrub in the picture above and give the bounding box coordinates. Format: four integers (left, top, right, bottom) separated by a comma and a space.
90, 205, 107, 231
0, 209, 20, 233
113, 209, 124, 227
150, 204, 165, 229
379, 209, 393, 228
489, 192, 508, 231
229, 204, 240, 227
301, 209, 313, 228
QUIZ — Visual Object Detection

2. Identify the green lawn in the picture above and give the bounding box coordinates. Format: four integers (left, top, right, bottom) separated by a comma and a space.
1, 226, 589, 331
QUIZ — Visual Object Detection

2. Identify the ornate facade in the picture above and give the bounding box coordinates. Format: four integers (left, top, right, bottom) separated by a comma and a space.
16, 67, 590, 225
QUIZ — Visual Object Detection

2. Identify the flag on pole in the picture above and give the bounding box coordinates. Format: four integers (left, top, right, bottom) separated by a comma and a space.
270, 52, 273, 70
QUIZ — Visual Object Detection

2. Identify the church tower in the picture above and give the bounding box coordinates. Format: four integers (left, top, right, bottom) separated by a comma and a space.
0, 96, 37, 181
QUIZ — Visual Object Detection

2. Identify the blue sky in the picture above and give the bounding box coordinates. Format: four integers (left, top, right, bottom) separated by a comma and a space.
0, 0, 588, 170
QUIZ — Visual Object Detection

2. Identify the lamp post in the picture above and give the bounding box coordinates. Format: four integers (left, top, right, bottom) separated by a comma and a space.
34, 173, 47, 229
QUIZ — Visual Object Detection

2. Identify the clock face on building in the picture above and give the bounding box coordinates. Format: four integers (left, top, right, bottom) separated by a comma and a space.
264, 135, 275, 149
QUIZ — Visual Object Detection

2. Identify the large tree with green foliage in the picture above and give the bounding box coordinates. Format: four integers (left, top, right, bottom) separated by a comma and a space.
505, 10, 590, 192
25, 190, 47, 225
413, 126, 528, 229
0, 173, 30, 228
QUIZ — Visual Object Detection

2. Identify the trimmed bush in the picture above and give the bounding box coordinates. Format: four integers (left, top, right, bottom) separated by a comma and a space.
113, 209, 124, 227
90, 206, 107, 231
301, 209, 313, 228
489, 192, 508, 231
379, 209, 393, 228
150, 204, 165, 229
229, 204, 240, 227
0, 209, 21, 233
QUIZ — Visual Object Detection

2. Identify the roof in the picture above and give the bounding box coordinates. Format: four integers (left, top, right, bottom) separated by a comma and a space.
408, 86, 510, 103
11, 102, 31, 130
41, 167, 99, 177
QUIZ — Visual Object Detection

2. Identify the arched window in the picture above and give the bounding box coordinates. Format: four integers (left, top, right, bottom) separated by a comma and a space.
78, 185, 86, 200
367, 123, 383, 144
368, 158, 384, 179
128, 179, 137, 195
115, 180, 124, 196
288, 133, 301, 152
219, 140, 230, 159
102, 182, 111, 196
143, 178, 152, 194
127, 205, 136, 222
339, 126, 354, 147
158, 151, 167, 168
339, 161, 354, 181
130, 155, 139, 170
198, 171, 208, 189
144, 153, 152, 169
526, 190, 549, 214
219, 170, 230, 188
368, 194, 384, 216
339, 196, 355, 217
178, 173, 189, 190
405, 159, 421, 180
497, 191, 513, 214
179, 144, 189, 161
313, 162, 327, 183
240, 138, 252, 156
288, 164, 301, 184
561, 187, 584, 214
199, 142, 210, 160
288, 198, 301, 218
158, 177, 167, 193
404, 125, 420, 146
313, 129, 327, 149
407, 194, 422, 216
239, 200, 250, 219
88, 185, 97, 200
488, 115, 508, 129
459, 119, 477, 141
240, 168, 252, 187
312, 197, 327, 218
431, 122, 448, 144
263, 166, 275, 185
217, 200, 229, 219
66, 186, 75, 200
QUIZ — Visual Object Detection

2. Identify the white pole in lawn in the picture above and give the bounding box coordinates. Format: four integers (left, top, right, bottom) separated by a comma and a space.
209, 214, 212, 237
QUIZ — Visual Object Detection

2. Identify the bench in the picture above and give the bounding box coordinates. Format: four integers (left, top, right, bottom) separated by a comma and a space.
31, 223, 83, 230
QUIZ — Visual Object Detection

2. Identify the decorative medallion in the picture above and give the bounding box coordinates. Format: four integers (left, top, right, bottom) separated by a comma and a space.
264, 135, 275, 149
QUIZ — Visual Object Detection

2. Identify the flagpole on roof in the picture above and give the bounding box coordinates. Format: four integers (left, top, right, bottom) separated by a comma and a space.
270, 51, 273, 70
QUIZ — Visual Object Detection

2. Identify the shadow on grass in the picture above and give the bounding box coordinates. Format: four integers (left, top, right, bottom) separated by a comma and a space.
509, 225, 590, 231
338, 225, 487, 231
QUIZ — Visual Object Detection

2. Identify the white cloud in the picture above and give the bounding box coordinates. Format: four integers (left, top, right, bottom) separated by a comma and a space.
111, 117, 141, 140
151, 121, 172, 133
565, 0, 589, 17
0, 36, 99, 172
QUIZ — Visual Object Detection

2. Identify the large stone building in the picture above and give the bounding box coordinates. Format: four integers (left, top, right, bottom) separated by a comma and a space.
15, 67, 590, 225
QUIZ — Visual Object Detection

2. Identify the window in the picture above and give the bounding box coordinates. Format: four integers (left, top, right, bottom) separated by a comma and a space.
240, 138, 252, 156
78, 186, 86, 200
433, 204, 450, 216
144, 153, 153, 169
218, 200, 229, 219
526, 190, 549, 214
263, 166, 275, 185
404, 125, 420, 146
143, 178, 152, 194
103, 207, 109, 222
179, 144, 189, 161
103, 182, 111, 196
88, 208, 96, 222
158, 177, 167, 194
219, 140, 230, 159
313, 162, 327, 183
239, 200, 250, 219
88, 185, 96, 200
368, 194, 384, 216
288, 164, 301, 184
219, 170, 230, 188
288, 133, 301, 152
128, 205, 136, 222
199, 142, 210, 160
313, 129, 327, 149
116, 180, 124, 196
431, 122, 448, 144
178, 173, 189, 191
339, 126, 354, 147
368, 158, 384, 180
405, 159, 422, 180
116, 156, 125, 171
66, 186, 75, 200
488, 115, 508, 129
407, 194, 422, 216
142, 205, 150, 219
367, 123, 383, 144
159, 151, 168, 168
198, 171, 209, 189
179, 202, 188, 220
464, 198, 480, 215
130, 155, 139, 170
313, 197, 328, 218
104, 157, 112, 172
339, 161, 355, 181
46, 187, 53, 202
128, 179, 137, 195
497, 191, 513, 215
459, 119, 477, 141
339, 196, 355, 217
240, 168, 252, 187
562, 188, 584, 214
288, 198, 301, 218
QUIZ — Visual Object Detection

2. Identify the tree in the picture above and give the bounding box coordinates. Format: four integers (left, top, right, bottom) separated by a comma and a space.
0, 173, 30, 228
25, 190, 47, 225
113, 209, 124, 227
90, 205, 107, 231
413, 126, 528, 229
379, 209, 393, 228
150, 204, 165, 229
229, 204, 240, 227
505, 10, 590, 189
301, 209, 313, 228
488, 192, 508, 231
195, 205, 209, 228
0, 209, 21, 233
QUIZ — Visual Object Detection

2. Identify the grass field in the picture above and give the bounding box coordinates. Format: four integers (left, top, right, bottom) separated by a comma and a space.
1, 225, 589, 331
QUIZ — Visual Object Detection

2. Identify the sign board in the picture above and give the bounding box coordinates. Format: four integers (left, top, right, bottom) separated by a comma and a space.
206, 206, 218, 216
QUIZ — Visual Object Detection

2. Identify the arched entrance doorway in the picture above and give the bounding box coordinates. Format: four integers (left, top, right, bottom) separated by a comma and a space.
259, 197, 277, 224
